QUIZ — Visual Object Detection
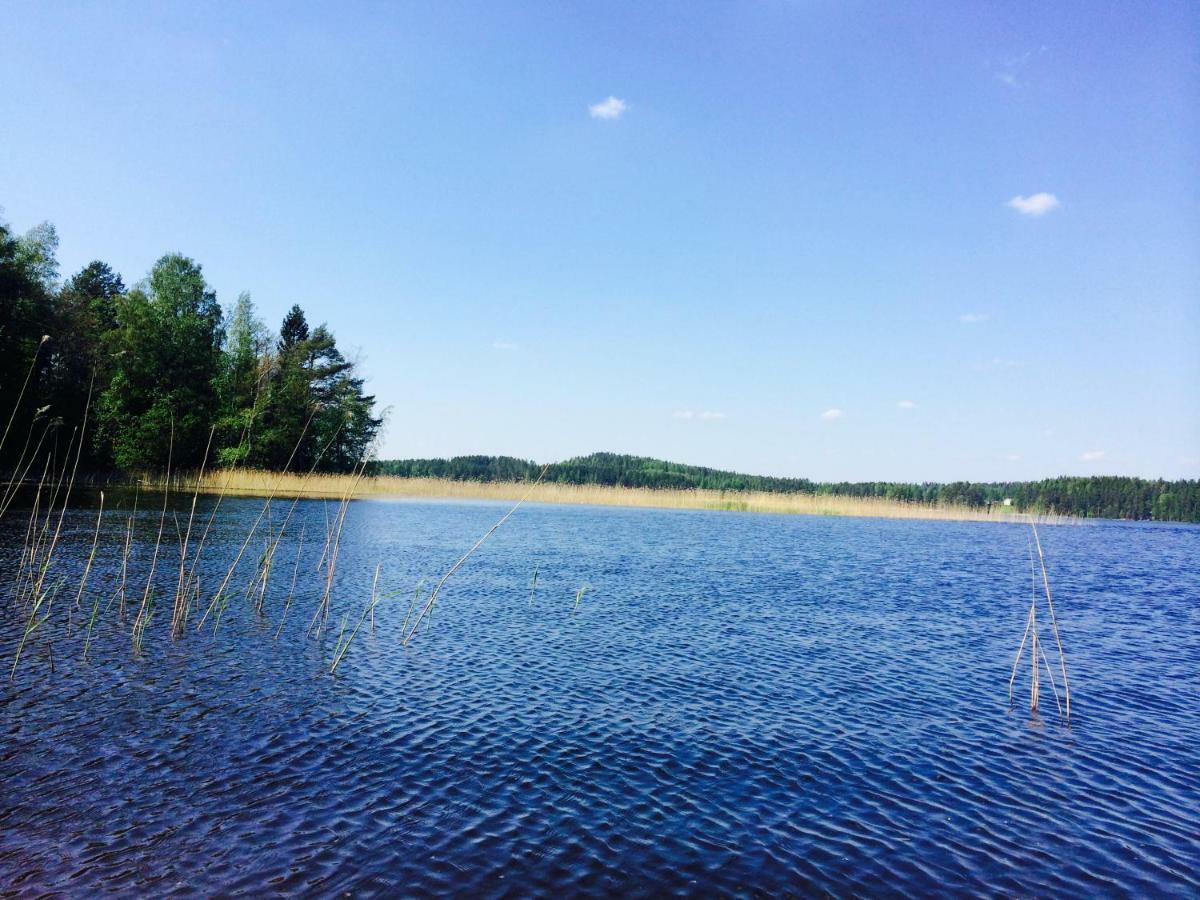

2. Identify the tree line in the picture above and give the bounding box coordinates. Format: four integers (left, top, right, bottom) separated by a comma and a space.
1, 213, 381, 475
372, 452, 1200, 522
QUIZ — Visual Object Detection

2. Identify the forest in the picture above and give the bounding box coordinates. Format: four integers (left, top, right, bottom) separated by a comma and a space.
0, 213, 381, 475
373, 452, 1200, 522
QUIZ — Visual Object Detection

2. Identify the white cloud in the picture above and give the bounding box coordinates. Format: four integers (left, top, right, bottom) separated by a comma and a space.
1004, 454, 1022, 462
991, 46, 1047, 90
589, 96, 627, 120
897, 400, 916, 409
959, 312, 990, 324
1007, 193, 1060, 216
972, 356, 1026, 372
993, 50, 1031, 88
1080, 449, 1106, 462
820, 408, 844, 421
674, 409, 726, 421
492, 339, 517, 351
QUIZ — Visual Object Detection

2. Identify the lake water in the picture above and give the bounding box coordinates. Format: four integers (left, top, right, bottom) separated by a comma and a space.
2, 495, 1198, 896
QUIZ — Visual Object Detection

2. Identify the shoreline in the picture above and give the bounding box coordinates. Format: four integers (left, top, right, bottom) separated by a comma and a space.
103, 470, 1071, 524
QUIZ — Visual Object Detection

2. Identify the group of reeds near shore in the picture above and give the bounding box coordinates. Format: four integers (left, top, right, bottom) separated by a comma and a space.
2, 344, 1070, 723
0, 344, 569, 679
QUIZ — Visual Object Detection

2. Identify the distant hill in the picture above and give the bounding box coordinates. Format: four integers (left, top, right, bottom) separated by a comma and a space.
372, 451, 815, 492
370, 452, 1200, 522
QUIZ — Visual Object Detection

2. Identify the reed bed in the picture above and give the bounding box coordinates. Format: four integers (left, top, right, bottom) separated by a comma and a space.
134, 469, 1072, 524
2, 356, 597, 681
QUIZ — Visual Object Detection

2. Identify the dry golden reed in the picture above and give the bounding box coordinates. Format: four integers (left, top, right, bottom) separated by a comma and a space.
146, 468, 1070, 524
1008, 522, 1071, 723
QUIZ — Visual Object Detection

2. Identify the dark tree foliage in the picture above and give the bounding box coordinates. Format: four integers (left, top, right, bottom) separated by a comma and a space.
809, 475, 1200, 521
46, 261, 125, 464
373, 452, 820, 492
98, 254, 224, 469
0, 220, 56, 466
372, 453, 1200, 523
0, 210, 381, 475
307, 325, 381, 472
253, 305, 314, 470
278, 304, 310, 352
243, 310, 381, 472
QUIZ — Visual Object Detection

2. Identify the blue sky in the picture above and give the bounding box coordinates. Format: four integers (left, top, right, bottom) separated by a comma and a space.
2, 1, 1196, 481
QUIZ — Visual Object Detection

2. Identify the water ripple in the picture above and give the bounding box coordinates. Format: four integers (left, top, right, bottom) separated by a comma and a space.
1, 499, 1198, 895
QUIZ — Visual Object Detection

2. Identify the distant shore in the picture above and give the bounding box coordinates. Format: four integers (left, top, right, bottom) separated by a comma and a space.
117, 469, 1069, 524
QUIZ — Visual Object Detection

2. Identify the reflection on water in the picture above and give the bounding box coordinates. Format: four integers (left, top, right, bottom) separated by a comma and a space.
2, 495, 1198, 895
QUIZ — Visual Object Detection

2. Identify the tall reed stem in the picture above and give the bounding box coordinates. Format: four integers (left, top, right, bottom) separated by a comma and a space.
73, 492, 105, 610
1009, 522, 1072, 723
329, 562, 381, 674
1030, 522, 1071, 722
134, 419, 173, 650
198, 410, 319, 631
172, 427, 214, 636
402, 465, 549, 646
0, 334, 48, 463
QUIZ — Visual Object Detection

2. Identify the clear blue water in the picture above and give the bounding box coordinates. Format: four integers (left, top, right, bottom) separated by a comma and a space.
2, 496, 1198, 895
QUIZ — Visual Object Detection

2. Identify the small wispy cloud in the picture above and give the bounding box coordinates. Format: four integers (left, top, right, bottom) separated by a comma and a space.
897, 400, 916, 409
820, 408, 844, 421
1080, 449, 1106, 462
492, 339, 517, 351
959, 312, 990, 324
1004, 453, 1022, 462
1007, 193, 1060, 217
990, 46, 1047, 89
673, 409, 725, 422
589, 96, 627, 120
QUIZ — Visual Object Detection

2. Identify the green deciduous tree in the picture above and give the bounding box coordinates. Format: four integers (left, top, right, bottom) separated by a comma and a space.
12, 221, 60, 290
215, 292, 270, 467
98, 254, 223, 469
2, 209, 383, 478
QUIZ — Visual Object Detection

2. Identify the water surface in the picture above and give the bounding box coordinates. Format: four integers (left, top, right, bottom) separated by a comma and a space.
2, 497, 1197, 895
